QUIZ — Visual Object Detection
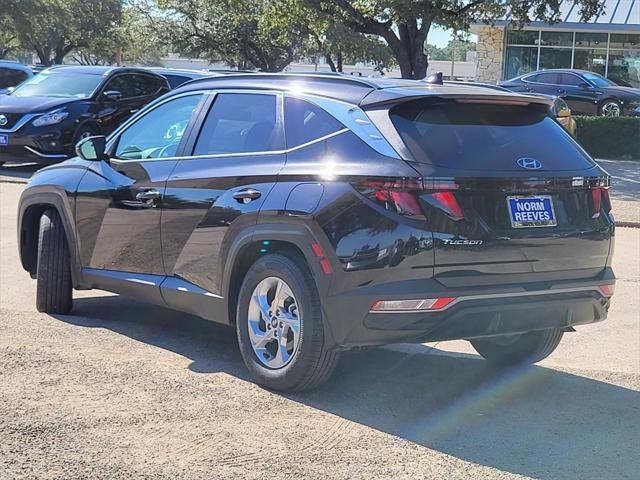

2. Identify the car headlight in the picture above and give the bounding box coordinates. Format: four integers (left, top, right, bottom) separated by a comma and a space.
32, 109, 69, 127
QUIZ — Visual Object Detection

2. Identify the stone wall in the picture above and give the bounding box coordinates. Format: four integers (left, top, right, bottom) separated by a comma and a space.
475, 26, 505, 83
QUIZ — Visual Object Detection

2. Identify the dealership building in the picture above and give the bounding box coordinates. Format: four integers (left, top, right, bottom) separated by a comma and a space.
472, 0, 639, 86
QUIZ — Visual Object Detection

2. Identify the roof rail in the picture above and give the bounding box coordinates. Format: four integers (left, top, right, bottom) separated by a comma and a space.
182, 72, 381, 89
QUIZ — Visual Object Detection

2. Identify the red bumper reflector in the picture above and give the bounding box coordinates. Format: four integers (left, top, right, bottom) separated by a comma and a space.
370, 297, 457, 312
598, 284, 615, 297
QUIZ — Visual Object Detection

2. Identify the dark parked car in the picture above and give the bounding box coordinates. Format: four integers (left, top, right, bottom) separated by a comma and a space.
0, 65, 169, 165
0, 61, 32, 95
17, 74, 615, 391
145, 67, 215, 89
500, 69, 640, 117
444, 80, 577, 135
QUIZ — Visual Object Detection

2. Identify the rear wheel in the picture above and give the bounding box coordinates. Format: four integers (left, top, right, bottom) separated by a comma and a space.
470, 328, 563, 366
599, 100, 621, 117
236, 254, 339, 391
36, 209, 73, 314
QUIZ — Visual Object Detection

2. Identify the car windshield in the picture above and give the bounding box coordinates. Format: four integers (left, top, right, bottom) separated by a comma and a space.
12, 71, 103, 98
582, 72, 617, 87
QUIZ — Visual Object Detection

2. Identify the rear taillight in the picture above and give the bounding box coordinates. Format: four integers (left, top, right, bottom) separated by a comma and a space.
357, 179, 425, 219
355, 178, 465, 222
428, 191, 464, 221
591, 187, 612, 218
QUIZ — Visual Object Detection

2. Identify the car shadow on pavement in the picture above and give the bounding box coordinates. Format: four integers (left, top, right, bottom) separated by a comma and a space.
58, 295, 639, 480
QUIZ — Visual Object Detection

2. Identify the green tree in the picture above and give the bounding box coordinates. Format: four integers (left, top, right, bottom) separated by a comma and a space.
309, 20, 395, 72
0, 14, 20, 59
7, 0, 122, 65
74, 3, 166, 66
427, 37, 476, 62
157, 0, 311, 72
302, 1, 604, 79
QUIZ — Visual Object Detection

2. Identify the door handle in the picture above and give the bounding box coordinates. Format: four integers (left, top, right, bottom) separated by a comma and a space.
233, 188, 262, 204
136, 189, 161, 202
557, 89, 566, 94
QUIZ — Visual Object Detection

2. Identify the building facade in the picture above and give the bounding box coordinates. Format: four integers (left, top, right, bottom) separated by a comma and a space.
472, 0, 639, 86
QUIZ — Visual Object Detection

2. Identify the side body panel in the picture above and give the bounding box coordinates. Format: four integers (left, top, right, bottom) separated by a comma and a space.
75, 159, 177, 274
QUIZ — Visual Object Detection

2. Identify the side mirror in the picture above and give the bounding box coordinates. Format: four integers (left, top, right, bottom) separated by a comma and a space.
76, 135, 107, 161
6, 86, 15, 93
578, 82, 591, 89
103, 90, 122, 102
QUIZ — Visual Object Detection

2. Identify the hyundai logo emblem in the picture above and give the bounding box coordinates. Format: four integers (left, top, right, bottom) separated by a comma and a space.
0, 115, 7, 127
517, 157, 542, 170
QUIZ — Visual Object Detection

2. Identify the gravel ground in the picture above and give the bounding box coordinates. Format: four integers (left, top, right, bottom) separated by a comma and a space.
1, 180, 639, 480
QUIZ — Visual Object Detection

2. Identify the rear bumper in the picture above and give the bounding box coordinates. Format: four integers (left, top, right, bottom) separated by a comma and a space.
324, 268, 615, 348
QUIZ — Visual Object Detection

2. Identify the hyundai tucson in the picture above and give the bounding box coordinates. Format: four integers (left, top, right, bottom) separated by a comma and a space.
17, 74, 615, 391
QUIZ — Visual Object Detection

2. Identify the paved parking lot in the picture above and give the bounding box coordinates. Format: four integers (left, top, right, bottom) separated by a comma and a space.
1, 177, 639, 479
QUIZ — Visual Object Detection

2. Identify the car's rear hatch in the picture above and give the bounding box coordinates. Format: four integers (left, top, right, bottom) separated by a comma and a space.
371, 95, 614, 288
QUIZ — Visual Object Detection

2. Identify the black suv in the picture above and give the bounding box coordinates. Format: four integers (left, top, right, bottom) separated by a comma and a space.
500, 69, 640, 117
0, 66, 169, 165
17, 74, 615, 391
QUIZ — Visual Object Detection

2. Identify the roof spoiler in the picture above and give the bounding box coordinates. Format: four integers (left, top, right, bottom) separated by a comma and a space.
361, 90, 554, 109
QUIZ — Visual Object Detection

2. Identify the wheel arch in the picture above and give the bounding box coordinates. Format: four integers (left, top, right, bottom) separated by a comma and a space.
18, 190, 81, 287
221, 223, 336, 337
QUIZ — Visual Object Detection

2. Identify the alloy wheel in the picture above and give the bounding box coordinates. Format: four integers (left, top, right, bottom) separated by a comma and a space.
601, 102, 621, 117
248, 277, 301, 369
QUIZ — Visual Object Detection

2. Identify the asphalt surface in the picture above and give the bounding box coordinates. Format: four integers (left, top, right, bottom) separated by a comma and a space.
1, 178, 639, 479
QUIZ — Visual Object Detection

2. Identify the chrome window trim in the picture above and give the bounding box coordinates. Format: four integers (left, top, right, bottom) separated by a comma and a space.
109, 128, 349, 163
285, 92, 401, 159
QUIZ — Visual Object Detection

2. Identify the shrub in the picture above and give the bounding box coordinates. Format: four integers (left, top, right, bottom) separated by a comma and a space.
574, 116, 640, 160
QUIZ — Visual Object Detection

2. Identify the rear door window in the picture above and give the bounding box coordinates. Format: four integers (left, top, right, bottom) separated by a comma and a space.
389, 100, 595, 171
534, 72, 560, 84
284, 97, 344, 148
193, 93, 283, 155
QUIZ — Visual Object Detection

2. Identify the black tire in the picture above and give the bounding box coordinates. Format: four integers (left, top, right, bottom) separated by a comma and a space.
70, 125, 97, 155
236, 253, 339, 391
36, 209, 73, 314
470, 328, 563, 366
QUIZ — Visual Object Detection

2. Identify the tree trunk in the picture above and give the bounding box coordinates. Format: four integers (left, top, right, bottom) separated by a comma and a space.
325, 54, 337, 72
337, 51, 343, 72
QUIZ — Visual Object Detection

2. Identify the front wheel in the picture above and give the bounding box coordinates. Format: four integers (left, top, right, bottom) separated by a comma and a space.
36, 209, 73, 314
470, 329, 563, 366
236, 254, 339, 391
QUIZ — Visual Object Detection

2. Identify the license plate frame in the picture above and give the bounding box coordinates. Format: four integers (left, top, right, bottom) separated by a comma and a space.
507, 195, 557, 228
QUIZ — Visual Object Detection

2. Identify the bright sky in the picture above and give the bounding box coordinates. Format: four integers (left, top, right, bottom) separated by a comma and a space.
428, 25, 478, 47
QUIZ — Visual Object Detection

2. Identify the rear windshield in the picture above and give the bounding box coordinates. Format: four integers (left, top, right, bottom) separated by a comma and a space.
389, 100, 594, 171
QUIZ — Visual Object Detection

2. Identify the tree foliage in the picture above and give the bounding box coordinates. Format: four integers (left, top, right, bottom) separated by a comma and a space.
157, 0, 311, 71
5, 0, 122, 65
74, 2, 166, 66
427, 37, 476, 62
302, 1, 605, 79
